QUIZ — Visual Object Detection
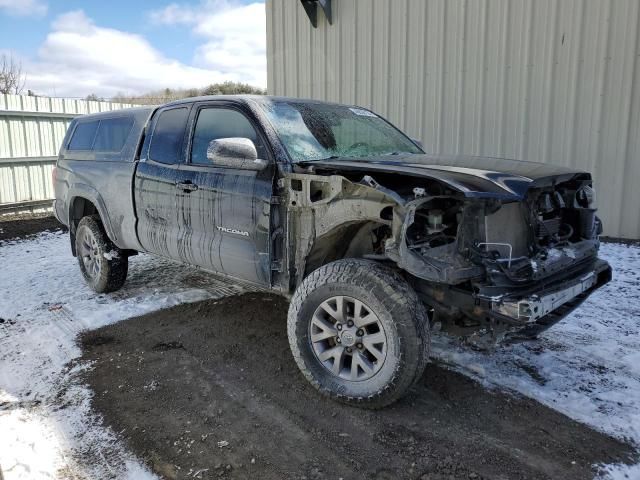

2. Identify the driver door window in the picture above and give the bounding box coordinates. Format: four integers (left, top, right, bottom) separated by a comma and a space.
191, 108, 267, 165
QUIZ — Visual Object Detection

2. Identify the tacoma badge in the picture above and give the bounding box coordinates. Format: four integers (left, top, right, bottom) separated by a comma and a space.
216, 226, 249, 237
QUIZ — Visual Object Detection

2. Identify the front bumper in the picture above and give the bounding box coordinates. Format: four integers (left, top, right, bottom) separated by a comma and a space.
414, 258, 612, 344
487, 259, 612, 340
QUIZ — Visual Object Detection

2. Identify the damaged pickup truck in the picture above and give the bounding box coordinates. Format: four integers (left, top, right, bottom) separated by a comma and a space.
53, 96, 611, 408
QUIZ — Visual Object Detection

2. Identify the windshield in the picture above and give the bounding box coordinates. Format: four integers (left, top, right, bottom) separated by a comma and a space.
259, 101, 423, 162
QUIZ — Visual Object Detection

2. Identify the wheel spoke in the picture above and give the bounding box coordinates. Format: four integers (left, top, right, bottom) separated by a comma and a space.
317, 345, 346, 376
364, 332, 386, 345
318, 345, 342, 362
351, 351, 374, 380
363, 333, 386, 361
331, 348, 345, 376
354, 311, 378, 328
365, 345, 385, 362
310, 314, 338, 342
320, 296, 346, 323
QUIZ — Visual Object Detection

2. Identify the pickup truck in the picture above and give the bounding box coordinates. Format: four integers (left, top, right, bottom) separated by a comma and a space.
54, 95, 611, 408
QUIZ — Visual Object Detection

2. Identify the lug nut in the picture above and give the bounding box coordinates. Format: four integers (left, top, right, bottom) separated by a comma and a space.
336, 337, 341, 343
347, 320, 354, 327
346, 347, 352, 353
356, 329, 364, 336
356, 343, 363, 349
336, 323, 343, 331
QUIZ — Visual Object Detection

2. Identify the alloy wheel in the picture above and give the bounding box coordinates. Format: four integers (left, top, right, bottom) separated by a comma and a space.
78, 228, 101, 279
309, 295, 387, 381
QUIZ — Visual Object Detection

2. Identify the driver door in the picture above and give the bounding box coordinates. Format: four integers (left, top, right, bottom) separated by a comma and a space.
174, 102, 273, 286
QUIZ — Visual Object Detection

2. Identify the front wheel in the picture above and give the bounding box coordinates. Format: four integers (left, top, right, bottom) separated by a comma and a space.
75, 215, 128, 293
287, 259, 430, 408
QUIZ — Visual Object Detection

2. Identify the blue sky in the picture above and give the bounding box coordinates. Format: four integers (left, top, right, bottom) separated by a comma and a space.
0, 0, 266, 97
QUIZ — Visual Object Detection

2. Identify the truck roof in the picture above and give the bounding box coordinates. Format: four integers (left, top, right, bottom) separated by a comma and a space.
74, 106, 155, 122
73, 96, 358, 123
163, 94, 356, 109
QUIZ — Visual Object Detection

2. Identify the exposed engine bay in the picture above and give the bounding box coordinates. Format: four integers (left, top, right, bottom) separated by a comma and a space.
399, 179, 602, 288
283, 166, 611, 347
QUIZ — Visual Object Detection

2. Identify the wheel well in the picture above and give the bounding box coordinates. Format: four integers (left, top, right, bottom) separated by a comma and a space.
68, 197, 99, 256
303, 221, 391, 277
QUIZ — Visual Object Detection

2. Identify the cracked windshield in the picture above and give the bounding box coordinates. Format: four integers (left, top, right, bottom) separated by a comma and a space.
261, 101, 423, 162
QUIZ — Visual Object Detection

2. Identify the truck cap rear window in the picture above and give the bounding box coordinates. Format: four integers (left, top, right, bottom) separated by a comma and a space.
67, 116, 134, 152
93, 117, 134, 152
68, 121, 99, 150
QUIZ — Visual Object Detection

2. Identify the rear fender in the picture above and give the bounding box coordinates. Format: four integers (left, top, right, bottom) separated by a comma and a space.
68, 184, 118, 249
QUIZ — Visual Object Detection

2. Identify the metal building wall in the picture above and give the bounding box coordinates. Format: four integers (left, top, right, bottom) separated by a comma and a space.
0, 94, 136, 213
266, 0, 640, 239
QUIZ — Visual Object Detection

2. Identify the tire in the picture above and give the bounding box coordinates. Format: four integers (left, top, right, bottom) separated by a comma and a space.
75, 215, 128, 293
288, 259, 430, 408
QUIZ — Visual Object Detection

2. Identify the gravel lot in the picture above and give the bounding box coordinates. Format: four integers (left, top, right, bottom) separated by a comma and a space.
0, 216, 638, 479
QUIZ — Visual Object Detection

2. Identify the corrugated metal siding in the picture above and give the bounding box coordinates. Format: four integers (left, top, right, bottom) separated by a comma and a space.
266, 0, 640, 239
0, 94, 138, 209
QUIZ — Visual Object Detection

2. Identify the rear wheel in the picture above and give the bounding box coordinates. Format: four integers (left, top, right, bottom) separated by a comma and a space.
75, 215, 128, 293
288, 259, 430, 408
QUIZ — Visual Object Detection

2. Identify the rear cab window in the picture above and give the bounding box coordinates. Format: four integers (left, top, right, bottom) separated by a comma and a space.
149, 107, 190, 164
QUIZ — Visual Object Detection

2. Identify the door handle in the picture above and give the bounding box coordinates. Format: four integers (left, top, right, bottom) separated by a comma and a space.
176, 181, 199, 192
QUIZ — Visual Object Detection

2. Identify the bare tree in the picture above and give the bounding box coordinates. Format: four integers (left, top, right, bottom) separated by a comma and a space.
0, 54, 26, 95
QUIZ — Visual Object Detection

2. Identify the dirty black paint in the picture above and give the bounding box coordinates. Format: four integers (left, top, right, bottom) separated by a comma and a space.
301, 154, 590, 200
173, 164, 273, 285
135, 160, 180, 259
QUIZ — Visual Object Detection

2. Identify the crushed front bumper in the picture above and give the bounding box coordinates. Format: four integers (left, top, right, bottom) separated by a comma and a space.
487, 259, 612, 340
414, 258, 612, 345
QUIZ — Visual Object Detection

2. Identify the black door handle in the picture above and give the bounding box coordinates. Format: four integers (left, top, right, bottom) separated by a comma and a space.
176, 181, 199, 192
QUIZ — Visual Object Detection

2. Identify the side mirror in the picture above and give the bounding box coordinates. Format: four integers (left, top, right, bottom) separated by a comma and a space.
206, 137, 267, 171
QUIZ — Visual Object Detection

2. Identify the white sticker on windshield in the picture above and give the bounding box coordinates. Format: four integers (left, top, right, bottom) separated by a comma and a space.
349, 107, 377, 117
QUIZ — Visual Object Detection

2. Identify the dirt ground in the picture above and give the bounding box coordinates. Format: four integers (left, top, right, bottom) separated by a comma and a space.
79, 294, 635, 480
0, 213, 66, 242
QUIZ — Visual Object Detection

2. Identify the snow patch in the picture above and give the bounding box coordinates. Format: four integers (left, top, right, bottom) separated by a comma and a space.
103, 249, 119, 260
599, 462, 640, 480
0, 231, 226, 479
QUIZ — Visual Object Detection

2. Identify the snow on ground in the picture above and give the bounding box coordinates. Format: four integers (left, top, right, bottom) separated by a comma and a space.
0, 231, 638, 479
431, 241, 640, 478
0, 231, 248, 479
